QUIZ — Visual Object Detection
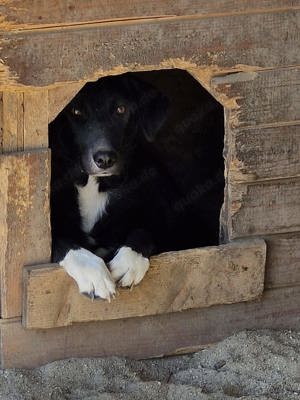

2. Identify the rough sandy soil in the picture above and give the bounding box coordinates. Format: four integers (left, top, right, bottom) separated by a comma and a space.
0, 330, 299, 400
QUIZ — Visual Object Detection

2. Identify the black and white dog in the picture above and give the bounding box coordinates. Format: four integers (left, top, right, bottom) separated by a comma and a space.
49, 74, 170, 300
49, 73, 224, 301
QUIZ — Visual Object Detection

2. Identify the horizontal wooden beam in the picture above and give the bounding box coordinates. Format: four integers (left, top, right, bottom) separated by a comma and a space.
229, 124, 300, 183
2, 284, 299, 368
1, 1, 298, 31
0, 10, 299, 87
228, 178, 300, 239
22, 239, 266, 329
212, 67, 300, 129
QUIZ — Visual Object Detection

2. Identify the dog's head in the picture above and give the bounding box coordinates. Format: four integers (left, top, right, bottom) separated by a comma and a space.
50, 74, 169, 177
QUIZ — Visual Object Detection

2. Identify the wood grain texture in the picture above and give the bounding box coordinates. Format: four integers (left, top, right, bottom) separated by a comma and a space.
0, 150, 51, 319
212, 67, 300, 129
228, 178, 300, 238
23, 90, 48, 149
0, 0, 298, 30
0, 91, 24, 152
22, 240, 266, 329
227, 178, 300, 239
0, 90, 48, 151
0, 10, 299, 87
229, 124, 300, 182
2, 285, 300, 368
265, 233, 300, 289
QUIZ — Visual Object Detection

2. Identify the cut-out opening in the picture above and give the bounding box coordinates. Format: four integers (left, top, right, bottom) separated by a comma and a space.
48, 68, 225, 260
131, 69, 225, 249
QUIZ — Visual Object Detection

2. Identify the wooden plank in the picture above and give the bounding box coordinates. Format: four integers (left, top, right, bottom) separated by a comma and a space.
48, 82, 85, 122
0, 91, 24, 152
2, 285, 299, 368
212, 67, 300, 129
22, 240, 266, 329
23, 90, 48, 149
0, 150, 51, 319
265, 233, 300, 289
0, 0, 298, 30
228, 178, 300, 238
0, 90, 48, 152
229, 124, 300, 182
0, 10, 299, 87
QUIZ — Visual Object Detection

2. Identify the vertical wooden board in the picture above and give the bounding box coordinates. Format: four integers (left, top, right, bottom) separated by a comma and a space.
0, 150, 51, 319
23, 90, 48, 149
228, 178, 300, 238
265, 233, 300, 289
0, 91, 24, 152
219, 109, 231, 244
2, 285, 300, 368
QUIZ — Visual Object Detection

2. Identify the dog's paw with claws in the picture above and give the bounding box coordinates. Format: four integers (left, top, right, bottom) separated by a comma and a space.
109, 246, 150, 287
60, 248, 116, 300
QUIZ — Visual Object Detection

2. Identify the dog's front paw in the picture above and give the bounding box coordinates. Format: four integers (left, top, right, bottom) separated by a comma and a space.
59, 248, 116, 300
109, 246, 150, 287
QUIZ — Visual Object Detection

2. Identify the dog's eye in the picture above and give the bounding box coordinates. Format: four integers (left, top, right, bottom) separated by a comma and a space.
71, 108, 82, 117
116, 105, 126, 115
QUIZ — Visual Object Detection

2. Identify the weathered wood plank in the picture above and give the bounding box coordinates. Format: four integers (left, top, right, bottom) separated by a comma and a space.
0, 1, 298, 30
212, 67, 300, 129
229, 124, 300, 182
2, 285, 300, 368
23, 90, 48, 149
0, 10, 299, 87
228, 178, 300, 238
22, 240, 266, 329
0, 90, 48, 151
0, 150, 51, 319
0, 91, 24, 152
265, 233, 300, 289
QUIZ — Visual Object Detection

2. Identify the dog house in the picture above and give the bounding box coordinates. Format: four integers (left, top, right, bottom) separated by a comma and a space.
0, 1, 299, 368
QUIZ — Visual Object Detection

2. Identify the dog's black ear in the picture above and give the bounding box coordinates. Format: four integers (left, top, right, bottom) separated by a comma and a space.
138, 89, 170, 142
127, 76, 170, 142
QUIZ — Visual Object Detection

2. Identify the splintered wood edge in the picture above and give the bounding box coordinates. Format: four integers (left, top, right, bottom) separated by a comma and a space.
22, 239, 266, 329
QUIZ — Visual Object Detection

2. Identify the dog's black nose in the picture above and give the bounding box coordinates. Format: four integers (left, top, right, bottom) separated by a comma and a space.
93, 150, 117, 169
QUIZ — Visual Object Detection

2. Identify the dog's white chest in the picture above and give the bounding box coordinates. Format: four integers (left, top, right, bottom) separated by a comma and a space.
76, 176, 108, 233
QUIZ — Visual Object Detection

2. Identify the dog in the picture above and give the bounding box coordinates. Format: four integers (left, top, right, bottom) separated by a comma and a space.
49, 72, 224, 301
49, 74, 170, 300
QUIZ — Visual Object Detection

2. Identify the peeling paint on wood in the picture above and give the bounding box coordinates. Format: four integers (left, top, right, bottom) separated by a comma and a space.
0, 10, 299, 87
229, 178, 300, 239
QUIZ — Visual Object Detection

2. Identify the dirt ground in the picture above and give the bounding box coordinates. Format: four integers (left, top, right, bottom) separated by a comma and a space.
0, 329, 299, 400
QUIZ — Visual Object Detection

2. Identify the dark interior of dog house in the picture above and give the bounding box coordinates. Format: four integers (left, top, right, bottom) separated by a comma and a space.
132, 70, 225, 249
49, 69, 225, 258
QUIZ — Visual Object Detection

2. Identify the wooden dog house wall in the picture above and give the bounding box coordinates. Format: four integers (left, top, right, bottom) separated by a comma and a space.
0, 1, 299, 368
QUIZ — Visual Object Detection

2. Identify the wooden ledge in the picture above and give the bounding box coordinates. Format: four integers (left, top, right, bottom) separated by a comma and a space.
22, 239, 266, 329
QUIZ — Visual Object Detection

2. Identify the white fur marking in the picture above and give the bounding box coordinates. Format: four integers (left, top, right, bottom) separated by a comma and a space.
76, 176, 109, 233
60, 248, 116, 300
109, 246, 150, 287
